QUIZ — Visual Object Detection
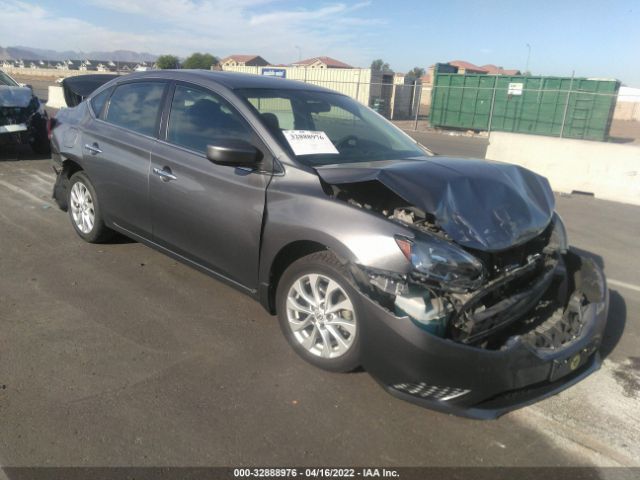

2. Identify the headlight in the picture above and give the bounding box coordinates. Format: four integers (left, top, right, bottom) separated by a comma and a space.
548, 213, 568, 254
395, 235, 485, 291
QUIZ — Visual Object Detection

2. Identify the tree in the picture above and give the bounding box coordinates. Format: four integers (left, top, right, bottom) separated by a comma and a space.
406, 67, 425, 82
182, 52, 219, 70
371, 58, 390, 72
156, 54, 180, 69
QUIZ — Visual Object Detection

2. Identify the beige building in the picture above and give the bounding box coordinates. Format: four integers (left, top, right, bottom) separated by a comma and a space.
220, 55, 270, 68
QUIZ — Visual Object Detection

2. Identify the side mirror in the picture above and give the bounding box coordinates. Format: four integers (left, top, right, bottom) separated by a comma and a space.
206, 139, 261, 167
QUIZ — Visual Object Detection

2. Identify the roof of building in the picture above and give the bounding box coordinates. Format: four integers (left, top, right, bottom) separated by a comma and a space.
448, 60, 486, 71
222, 54, 266, 63
291, 56, 353, 68
446, 60, 520, 75
481, 64, 521, 75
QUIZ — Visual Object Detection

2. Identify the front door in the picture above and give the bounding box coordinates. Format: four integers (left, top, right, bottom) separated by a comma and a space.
150, 82, 271, 291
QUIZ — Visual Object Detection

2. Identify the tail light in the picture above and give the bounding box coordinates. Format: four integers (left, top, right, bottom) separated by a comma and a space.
47, 116, 59, 140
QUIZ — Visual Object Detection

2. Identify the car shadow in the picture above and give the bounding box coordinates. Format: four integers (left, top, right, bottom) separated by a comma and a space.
0, 143, 51, 161
109, 233, 137, 244
571, 246, 626, 360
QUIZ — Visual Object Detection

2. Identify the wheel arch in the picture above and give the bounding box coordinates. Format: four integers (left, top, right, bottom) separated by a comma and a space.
261, 240, 330, 314
53, 157, 84, 211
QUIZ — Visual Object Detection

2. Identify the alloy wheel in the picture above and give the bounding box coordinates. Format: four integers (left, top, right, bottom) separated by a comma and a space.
70, 181, 95, 234
286, 273, 357, 359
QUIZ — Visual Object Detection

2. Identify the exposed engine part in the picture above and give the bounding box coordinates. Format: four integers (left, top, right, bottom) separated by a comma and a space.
329, 181, 444, 234
369, 273, 408, 296
446, 254, 559, 345
358, 248, 591, 352
521, 294, 586, 349
390, 207, 415, 225
394, 285, 452, 337
338, 180, 578, 351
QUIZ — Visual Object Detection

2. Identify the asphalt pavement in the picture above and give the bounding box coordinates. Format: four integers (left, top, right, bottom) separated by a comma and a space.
406, 129, 489, 158
0, 135, 638, 469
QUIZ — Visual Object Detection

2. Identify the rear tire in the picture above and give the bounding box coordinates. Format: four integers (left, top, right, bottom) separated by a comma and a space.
67, 171, 113, 243
276, 251, 361, 373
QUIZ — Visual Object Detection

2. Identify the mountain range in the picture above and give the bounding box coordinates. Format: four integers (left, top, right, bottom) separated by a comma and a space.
0, 46, 157, 62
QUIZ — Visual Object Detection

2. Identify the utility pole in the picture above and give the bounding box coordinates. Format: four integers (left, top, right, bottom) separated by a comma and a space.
525, 43, 531, 74
560, 70, 575, 139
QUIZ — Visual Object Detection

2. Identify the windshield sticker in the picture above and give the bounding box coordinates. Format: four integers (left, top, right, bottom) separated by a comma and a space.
283, 130, 339, 156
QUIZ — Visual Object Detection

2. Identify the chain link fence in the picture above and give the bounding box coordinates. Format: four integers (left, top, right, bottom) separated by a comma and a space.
278, 76, 640, 142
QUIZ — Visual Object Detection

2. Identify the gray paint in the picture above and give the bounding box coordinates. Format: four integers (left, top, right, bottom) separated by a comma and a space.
51, 70, 553, 308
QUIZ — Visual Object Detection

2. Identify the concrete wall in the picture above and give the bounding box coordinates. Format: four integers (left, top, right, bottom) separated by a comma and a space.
2, 66, 117, 78
486, 132, 640, 206
613, 86, 640, 121
47, 85, 67, 109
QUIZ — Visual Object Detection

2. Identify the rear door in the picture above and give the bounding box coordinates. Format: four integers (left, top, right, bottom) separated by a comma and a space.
150, 82, 272, 290
82, 80, 168, 236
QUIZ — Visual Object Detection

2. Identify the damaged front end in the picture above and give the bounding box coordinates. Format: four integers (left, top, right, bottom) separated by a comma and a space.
353, 209, 573, 353
317, 159, 608, 417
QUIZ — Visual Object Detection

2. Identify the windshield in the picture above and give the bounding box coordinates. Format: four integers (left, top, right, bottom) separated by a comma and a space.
237, 88, 428, 166
0, 71, 19, 87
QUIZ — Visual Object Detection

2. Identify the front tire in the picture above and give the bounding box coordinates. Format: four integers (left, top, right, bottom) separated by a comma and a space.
276, 251, 361, 372
68, 171, 113, 243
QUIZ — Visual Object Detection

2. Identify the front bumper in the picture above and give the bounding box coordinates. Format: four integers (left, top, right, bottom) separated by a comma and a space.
358, 250, 609, 419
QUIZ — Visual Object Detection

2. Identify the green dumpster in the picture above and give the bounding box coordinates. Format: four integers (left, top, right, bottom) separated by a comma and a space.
430, 71, 619, 141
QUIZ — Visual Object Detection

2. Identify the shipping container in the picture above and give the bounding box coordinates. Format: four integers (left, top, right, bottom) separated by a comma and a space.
430, 71, 619, 141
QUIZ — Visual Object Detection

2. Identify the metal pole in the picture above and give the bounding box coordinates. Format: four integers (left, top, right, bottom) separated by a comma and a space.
487, 79, 498, 134
560, 70, 574, 138
355, 69, 361, 104
412, 80, 420, 131
525, 43, 531, 73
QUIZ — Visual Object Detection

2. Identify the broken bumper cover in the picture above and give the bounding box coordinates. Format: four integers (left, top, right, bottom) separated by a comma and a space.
358, 251, 609, 419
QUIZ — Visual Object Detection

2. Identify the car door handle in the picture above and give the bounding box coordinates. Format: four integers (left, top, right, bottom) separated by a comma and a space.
84, 143, 102, 155
153, 167, 177, 182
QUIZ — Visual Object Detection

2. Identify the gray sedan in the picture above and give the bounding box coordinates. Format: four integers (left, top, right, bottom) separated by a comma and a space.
50, 70, 608, 418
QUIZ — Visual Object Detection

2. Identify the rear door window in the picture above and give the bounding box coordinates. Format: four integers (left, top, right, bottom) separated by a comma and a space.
166, 84, 253, 154
105, 82, 166, 136
90, 87, 112, 118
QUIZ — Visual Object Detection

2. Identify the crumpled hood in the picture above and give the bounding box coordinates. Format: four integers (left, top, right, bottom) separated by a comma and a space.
0, 86, 33, 108
316, 157, 555, 252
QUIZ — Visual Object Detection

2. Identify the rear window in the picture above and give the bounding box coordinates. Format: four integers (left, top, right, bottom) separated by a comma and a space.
105, 82, 166, 136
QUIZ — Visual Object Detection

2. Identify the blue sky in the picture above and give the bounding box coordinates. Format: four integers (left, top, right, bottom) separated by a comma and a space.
2, 0, 639, 84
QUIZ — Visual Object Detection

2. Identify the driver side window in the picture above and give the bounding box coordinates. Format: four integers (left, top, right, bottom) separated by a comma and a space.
167, 85, 253, 154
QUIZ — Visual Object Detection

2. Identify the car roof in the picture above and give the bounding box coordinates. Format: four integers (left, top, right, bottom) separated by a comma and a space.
116, 69, 339, 94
